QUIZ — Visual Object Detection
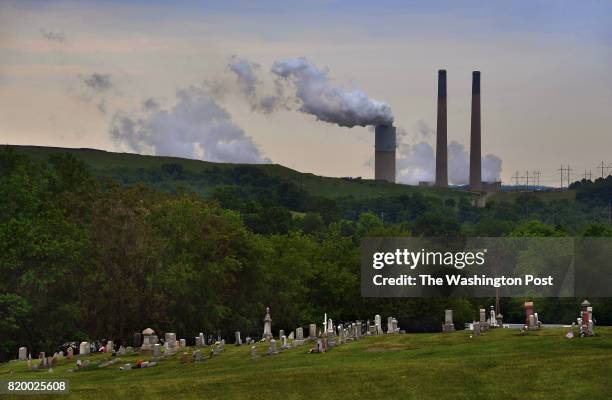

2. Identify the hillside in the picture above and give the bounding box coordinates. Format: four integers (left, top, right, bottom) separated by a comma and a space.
6, 145, 475, 201
1, 329, 610, 399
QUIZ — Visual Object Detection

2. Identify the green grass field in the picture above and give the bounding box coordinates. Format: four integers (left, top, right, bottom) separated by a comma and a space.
2, 328, 611, 399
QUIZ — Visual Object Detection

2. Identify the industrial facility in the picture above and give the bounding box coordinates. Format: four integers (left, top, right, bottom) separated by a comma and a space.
375, 69, 498, 192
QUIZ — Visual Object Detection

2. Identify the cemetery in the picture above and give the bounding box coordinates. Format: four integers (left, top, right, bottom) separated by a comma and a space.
1, 304, 611, 399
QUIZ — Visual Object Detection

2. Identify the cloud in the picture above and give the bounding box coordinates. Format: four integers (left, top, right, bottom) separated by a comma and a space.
39, 29, 66, 43
110, 85, 270, 164
80, 73, 112, 92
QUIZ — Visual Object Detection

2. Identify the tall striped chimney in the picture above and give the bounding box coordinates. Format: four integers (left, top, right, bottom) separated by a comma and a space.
435, 70, 448, 187
469, 71, 482, 190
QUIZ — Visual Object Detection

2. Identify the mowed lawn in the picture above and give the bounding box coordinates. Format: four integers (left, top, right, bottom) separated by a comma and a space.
1, 328, 611, 400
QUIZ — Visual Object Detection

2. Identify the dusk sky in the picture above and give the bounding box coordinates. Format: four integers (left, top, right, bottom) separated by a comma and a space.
1, 0, 611, 185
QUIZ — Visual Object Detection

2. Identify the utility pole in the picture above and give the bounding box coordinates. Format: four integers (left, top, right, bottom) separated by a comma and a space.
525, 171, 530, 191
599, 161, 606, 179
558, 165, 571, 188
511, 171, 520, 191
584, 170, 592, 181
532, 170, 541, 190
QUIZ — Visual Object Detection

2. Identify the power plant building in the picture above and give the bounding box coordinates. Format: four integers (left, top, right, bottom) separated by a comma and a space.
374, 125, 396, 183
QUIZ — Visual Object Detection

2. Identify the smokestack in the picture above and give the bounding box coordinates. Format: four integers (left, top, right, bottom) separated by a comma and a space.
435, 70, 448, 187
374, 124, 396, 183
470, 71, 482, 190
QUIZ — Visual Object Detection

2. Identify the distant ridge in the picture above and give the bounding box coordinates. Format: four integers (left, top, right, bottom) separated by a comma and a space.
4, 144, 475, 200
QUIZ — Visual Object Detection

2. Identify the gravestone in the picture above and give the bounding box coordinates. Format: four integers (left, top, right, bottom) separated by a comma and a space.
288, 331, 294, 340
489, 306, 497, 328
193, 350, 203, 362
473, 322, 481, 337
18, 347, 27, 361
79, 342, 90, 355
309, 324, 317, 340
195, 336, 203, 347
387, 317, 395, 334
267, 339, 278, 355
524, 301, 536, 330
235, 331, 242, 346
179, 339, 186, 348
443, 309, 455, 333
125, 347, 134, 353
294, 327, 304, 346
152, 344, 161, 357
165, 333, 177, 356
496, 313, 503, 327
251, 346, 258, 359
117, 346, 126, 356
106, 341, 113, 353
279, 330, 285, 340
141, 328, 156, 352
133, 332, 142, 348
263, 307, 273, 340
67, 347, 73, 360
479, 308, 487, 331
375, 315, 382, 335
281, 335, 289, 350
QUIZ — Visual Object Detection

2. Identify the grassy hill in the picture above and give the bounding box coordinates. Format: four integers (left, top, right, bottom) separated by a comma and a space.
6, 145, 476, 201
1, 328, 610, 399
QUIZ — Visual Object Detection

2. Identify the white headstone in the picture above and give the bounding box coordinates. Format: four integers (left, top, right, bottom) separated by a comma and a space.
18, 347, 27, 361
263, 307, 272, 340
235, 331, 242, 346
152, 343, 161, 357
79, 342, 90, 355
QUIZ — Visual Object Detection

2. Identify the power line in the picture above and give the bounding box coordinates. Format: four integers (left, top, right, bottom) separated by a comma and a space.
557, 165, 571, 188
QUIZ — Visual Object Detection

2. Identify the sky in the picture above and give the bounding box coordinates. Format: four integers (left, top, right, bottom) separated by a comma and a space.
1, 0, 611, 185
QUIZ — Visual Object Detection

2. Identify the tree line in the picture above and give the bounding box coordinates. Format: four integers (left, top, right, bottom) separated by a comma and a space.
1, 148, 611, 361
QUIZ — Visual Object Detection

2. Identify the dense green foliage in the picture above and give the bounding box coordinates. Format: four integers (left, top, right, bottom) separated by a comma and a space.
1, 147, 611, 361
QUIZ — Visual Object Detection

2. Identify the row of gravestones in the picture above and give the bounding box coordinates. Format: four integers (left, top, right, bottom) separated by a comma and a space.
16, 301, 598, 361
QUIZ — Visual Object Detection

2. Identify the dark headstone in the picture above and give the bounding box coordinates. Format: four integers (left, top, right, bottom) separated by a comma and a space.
133, 333, 142, 348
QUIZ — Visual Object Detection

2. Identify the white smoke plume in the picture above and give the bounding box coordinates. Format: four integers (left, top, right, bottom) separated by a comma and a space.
396, 122, 502, 185
228, 56, 393, 128
482, 154, 503, 182
271, 57, 393, 127
110, 86, 270, 164
227, 56, 282, 113
397, 142, 435, 184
